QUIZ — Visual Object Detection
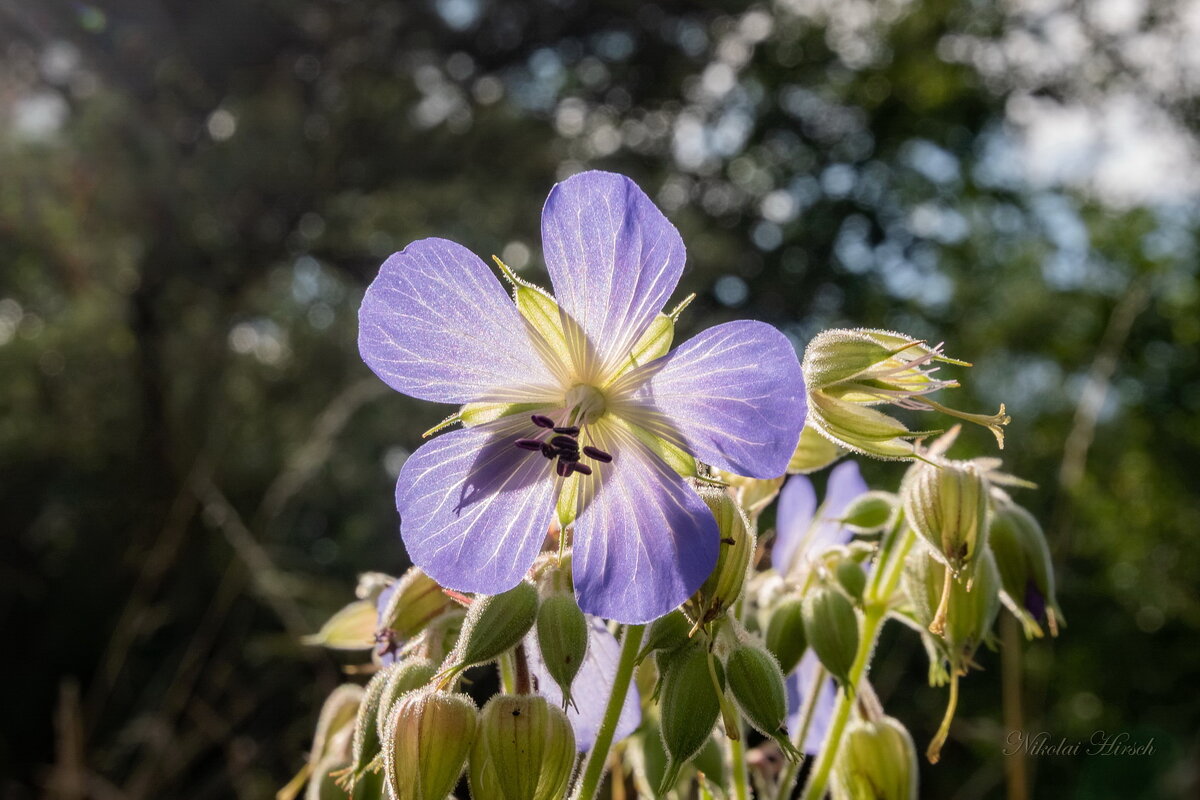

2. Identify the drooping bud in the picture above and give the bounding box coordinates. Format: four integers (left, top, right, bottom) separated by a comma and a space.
725, 641, 801, 760
802, 583, 860, 687
302, 600, 378, 651
831, 715, 919, 800
383, 689, 477, 800
658, 643, 725, 794
802, 328, 1010, 459
789, 425, 845, 474
535, 594, 589, 710
374, 658, 439, 745
468, 694, 576, 800
839, 491, 898, 533
901, 458, 990, 581
440, 581, 539, 682
764, 594, 808, 675
902, 545, 1001, 676
685, 488, 755, 628
989, 497, 1063, 638
377, 567, 459, 643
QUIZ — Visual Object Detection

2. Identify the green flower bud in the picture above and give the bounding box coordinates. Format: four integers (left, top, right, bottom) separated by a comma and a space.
802, 584, 860, 687
535, 593, 589, 709
468, 694, 576, 800
686, 488, 755, 627
902, 545, 1001, 677
901, 458, 989, 583
989, 498, 1063, 638
726, 641, 800, 760
441, 581, 539, 682
839, 491, 898, 533
831, 715, 919, 800
302, 600, 378, 651
802, 328, 1010, 459
637, 609, 693, 664
659, 643, 725, 795
836, 561, 868, 604
378, 567, 458, 642
383, 689, 477, 800
310, 684, 363, 766
764, 595, 808, 675
346, 665, 395, 787
375, 658, 439, 745
789, 425, 845, 474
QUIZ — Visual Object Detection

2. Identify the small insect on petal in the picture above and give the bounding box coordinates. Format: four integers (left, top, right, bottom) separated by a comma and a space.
582, 446, 612, 463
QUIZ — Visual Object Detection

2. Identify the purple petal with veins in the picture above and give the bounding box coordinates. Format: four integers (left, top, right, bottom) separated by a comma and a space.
525, 617, 641, 751
772, 475, 818, 575
541, 171, 685, 379
396, 414, 559, 595
786, 651, 838, 755
571, 424, 719, 623
359, 238, 559, 404
772, 460, 868, 575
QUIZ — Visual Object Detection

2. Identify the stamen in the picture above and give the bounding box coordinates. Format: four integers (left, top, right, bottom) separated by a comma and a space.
539, 443, 556, 459
551, 435, 580, 451
553, 425, 580, 435
582, 446, 612, 463
531, 414, 556, 428
514, 438, 544, 451
556, 460, 574, 477
557, 450, 581, 463
572, 463, 592, 476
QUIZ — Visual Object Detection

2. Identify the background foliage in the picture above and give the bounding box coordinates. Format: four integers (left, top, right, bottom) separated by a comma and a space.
1, 0, 1197, 797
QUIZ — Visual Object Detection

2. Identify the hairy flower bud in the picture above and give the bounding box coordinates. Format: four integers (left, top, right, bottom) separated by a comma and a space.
901, 459, 989, 581
802, 328, 1010, 459
637, 609, 693, 664
764, 595, 808, 675
686, 488, 755, 627
383, 689, 477, 800
903, 545, 1001, 678
802, 584, 860, 687
989, 498, 1062, 638
374, 659, 439, 745
311, 684, 364, 767
831, 715, 919, 800
836, 560, 868, 604
840, 491, 898, 533
535, 593, 589, 709
377, 567, 458, 642
468, 694, 576, 800
302, 600, 379, 652
789, 426, 845, 474
659, 643, 725, 794
726, 641, 800, 759
441, 582, 539, 682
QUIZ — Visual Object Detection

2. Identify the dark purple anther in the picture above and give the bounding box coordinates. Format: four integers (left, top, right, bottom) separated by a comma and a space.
553, 425, 580, 435
556, 460, 573, 477
515, 438, 544, 451
551, 435, 580, 451
583, 446, 613, 463
540, 442, 557, 459
558, 450, 581, 463
531, 414, 556, 428
1024, 578, 1046, 623
572, 462, 593, 476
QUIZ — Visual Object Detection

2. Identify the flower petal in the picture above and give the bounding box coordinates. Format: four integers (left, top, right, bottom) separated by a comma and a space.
786, 651, 838, 755
570, 423, 719, 623
616, 320, 806, 479
772, 474, 817, 574
359, 238, 559, 404
525, 617, 641, 751
395, 414, 558, 594
541, 171, 686, 380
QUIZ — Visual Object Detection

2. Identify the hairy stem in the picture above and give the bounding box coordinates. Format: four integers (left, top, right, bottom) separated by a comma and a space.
570, 624, 645, 800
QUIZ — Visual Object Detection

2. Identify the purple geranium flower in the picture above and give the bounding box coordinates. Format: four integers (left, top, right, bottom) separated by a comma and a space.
772, 460, 868, 753
359, 170, 805, 623
525, 617, 641, 751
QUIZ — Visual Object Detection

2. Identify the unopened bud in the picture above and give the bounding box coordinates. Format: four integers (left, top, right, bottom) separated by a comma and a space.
302, 600, 378, 651
535, 594, 589, 709
383, 689, 477, 800
788, 425, 845, 474
836, 561, 868, 604
468, 694, 576, 800
659, 644, 725, 794
764, 595, 808, 675
377, 567, 458, 642
374, 658, 439, 745
989, 498, 1062, 638
345, 665, 396, 787
441, 581, 539, 682
902, 545, 1001, 676
840, 491, 897, 533
310, 684, 363, 767
802, 584, 860, 687
686, 488, 755, 627
726, 641, 800, 759
637, 609, 693, 664
831, 715, 919, 800
901, 459, 989, 581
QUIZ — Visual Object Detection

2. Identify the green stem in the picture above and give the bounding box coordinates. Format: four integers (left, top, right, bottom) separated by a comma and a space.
570, 624, 645, 800
498, 651, 517, 694
798, 530, 915, 800
729, 732, 750, 800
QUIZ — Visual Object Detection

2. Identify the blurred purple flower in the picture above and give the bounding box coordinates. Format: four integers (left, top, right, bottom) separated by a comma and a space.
773, 460, 868, 754
359, 171, 805, 623
525, 617, 640, 751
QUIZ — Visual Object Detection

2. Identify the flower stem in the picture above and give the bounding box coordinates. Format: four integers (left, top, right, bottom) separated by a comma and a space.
570, 624, 645, 800
926, 670, 960, 764
798, 528, 915, 800
729, 732, 750, 800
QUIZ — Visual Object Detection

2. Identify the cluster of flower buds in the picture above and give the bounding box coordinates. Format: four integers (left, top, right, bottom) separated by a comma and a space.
802, 328, 1010, 459
831, 712, 920, 800
684, 487, 755, 630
